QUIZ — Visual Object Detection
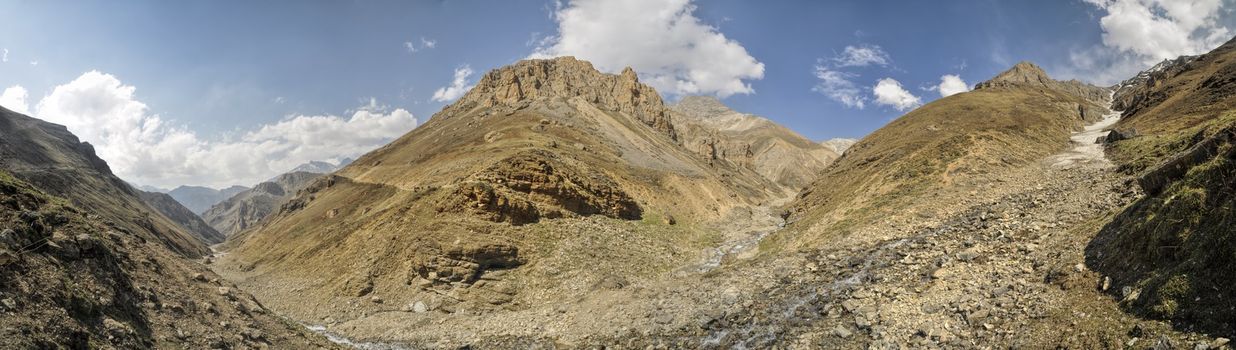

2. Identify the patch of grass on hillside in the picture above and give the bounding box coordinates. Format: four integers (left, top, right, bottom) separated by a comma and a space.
1110, 111, 1236, 173
1089, 125, 1236, 336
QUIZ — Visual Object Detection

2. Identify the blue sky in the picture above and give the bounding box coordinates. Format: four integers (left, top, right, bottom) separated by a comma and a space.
0, 0, 1232, 188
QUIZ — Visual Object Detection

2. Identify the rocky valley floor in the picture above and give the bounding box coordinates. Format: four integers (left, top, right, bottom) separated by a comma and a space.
208, 116, 1234, 349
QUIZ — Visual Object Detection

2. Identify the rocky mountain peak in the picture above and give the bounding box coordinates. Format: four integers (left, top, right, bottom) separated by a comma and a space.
449, 56, 677, 140
975, 60, 1111, 107
975, 61, 1052, 89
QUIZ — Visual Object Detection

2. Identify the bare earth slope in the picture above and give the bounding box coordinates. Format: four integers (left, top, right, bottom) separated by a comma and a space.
671, 96, 839, 193
137, 189, 226, 244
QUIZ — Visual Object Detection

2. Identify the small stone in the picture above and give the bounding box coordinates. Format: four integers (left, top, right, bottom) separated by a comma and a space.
931, 268, 952, 279
1130, 324, 1146, 337
216, 287, 233, 297
841, 299, 861, 313
1073, 263, 1087, 273
1213, 338, 1230, 348
833, 325, 854, 338
957, 248, 980, 262
192, 273, 207, 282
412, 301, 427, 313
1101, 276, 1111, 291
370, 296, 383, 304
0, 249, 16, 266
855, 315, 871, 330
966, 309, 989, 325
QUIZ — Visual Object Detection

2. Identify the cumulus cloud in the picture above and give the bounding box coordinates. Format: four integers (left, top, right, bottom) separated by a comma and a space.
872, 78, 921, 111
937, 75, 970, 97
0, 86, 29, 114
812, 64, 865, 109
431, 65, 474, 102
31, 71, 418, 188
531, 0, 765, 98
833, 44, 891, 67
421, 37, 436, 49
1067, 0, 1231, 85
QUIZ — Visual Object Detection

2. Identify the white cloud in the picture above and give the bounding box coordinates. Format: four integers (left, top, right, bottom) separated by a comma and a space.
405, 37, 437, 53
431, 65, 474, 102
531, 0, 764, 98
1068, 0, 1231, 85
2, 49, 7, 63
0, 86, 29, 114
31, 71, 418, 188
28, 61, 37, 66
872, 78, 921, 111
834, 44, 891, 67
812, 64, 865, 109
937, 74, 970, 97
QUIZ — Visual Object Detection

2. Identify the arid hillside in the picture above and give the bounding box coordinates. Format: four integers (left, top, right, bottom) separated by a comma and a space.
782, 62, 1111, 247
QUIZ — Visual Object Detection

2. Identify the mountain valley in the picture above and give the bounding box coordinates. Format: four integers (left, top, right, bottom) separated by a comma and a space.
2, 7, 1236, 349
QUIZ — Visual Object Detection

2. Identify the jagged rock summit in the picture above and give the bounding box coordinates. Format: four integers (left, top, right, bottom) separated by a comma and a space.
447, 56, 677, 140
975, 61, 1055, 88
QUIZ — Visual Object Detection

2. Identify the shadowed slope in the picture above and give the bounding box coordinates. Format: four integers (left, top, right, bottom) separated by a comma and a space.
0, 106, 209, 257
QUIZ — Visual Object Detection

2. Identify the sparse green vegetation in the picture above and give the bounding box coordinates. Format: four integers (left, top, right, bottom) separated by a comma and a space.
1092, 116, 1236, 334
